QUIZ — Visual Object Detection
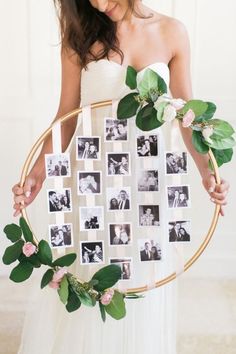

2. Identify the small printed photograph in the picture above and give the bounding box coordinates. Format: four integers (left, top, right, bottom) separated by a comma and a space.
49, 223, 73, 248
47, 188, 72, 213
77, 171, 101, 195
80, 241, 104, 264
107, 153, 130, 176
45, 153, 71, 178
138, 239, 162, 262
110, 258, 132, 280
165, 152, 188, 175
76, 136, 100, 160
168, 220, 191, 242
137, 134, 158, 157
139, 205, 160, 226
137, 170, 159, 192
167, 185, 191, 208
109, 223, 132, 245
79, 206, 104, 231
105, 118, 128, 141
107, 187, 131, 211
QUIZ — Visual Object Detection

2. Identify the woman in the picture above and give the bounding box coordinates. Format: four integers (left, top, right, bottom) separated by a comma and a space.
13, 1, 229, 354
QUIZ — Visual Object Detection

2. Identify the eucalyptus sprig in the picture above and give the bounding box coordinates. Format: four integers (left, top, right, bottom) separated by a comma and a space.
117, 66, 235, 167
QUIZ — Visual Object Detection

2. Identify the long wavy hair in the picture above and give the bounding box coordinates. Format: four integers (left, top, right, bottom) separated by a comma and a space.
53, 0, 148, 68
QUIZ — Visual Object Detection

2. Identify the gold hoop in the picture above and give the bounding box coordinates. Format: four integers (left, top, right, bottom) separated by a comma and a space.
20, 100, 221, 294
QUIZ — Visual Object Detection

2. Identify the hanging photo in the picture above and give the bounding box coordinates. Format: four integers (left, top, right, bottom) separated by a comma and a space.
167, 185, 191, 208
48, 223, 73, 248
106, 187, 131, 211
165, 151, 188, 175
138, 239, 162, 262
110, 258, 132, 280
168, 220, 191, 242
138, 205, 160, 226
80, 241, 104, 265
45, 153, 71, 178
76, 136, 100, 160
77, 171, 102, 195
47, 188, 72, 213
106, 152, 130, 176
137, 170, 159, 192
137, 134, 158, 157
79, 206, 104, 231
108, 223, 132, 245
104, 117, 128, 141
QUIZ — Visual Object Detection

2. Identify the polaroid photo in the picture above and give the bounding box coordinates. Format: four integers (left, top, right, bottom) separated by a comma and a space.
108, 223, 132, 246
47, 188, 72, 213
106, 187, 131, 211
165, 151, 188, 175
106, 152, 131, 176
77, 171, 102, 195
79, 206, 104, 231
48, 223, 73, 248
80, 241, 104, 265
138, 239, 162, 262
168, 220, 191, 243
110, 258, 132, 280
104, 117, 128, 142
138, 205, 160, 226
167, 185, 191, 209
45, 153, 71, 178
136, 134, 158, 157
137, 169, 159, 192
76, 136, 100, 160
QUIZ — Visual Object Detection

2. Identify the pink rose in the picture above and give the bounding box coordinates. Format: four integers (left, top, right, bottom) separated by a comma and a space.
49, 281, 60, 289
182, 109, 195, 127
22, 242, 36, 257
100, 289, 115, 306
52, 267, 67, 283
163, 104, 177, 122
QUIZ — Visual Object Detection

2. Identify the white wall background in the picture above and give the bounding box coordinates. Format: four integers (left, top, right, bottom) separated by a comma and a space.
0, 0, 235, 278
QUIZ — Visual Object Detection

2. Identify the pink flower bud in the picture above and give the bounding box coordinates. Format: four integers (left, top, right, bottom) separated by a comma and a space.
22, 242, 36, 257
170, 98, 186, 110
182, 109, 195, 128
100, 289, 115, 306
49, 281, 60, 289
52, 267, 67, 283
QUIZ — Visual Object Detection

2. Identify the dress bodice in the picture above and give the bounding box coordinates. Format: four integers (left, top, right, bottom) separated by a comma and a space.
80, 59, 170, 106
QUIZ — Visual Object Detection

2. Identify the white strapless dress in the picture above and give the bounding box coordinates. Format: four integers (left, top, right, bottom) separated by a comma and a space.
18, 60, 177, 354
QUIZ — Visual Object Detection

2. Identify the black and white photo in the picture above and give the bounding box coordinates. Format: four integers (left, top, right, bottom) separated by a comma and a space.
105, 118, 128, 141
109, 223, 132, 245
167, 185, 191, 208
168, 220, 191, 242
79, 206, 104, 231
47, 188, 72, 213
138, 239, 162, 262
107, 187, 131, 211
77, 171, 101, 195
76, 136, 100, 160
110, 258, 132, 280
137, 134, 158, 157
137, 170, 159, 192
80, 241, 104, 264
139, 205, 160, 226
49, 223, 73, 248
45, 153, 71, 178
107, 153, 130, 175
165, 152, 187, 175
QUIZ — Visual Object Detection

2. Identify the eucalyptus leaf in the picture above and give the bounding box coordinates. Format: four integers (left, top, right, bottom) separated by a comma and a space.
117, 93, 139, 119
19, 217, 34, 243
136, 105, 163, 131
207, 136, 236, 150
126, 66, 137, 89
18, 253, 41, 268
105, 291, 126, 320
92, 264, 122, 292
156, 101, 168, 122
66, 287, 81, 313
211, 148, 233, 167
37, 240, 53, 266
3, 223, 22, 243
138, 69, 158, 97
195, 102, 217, 122
192, 131, 209, 154
2, 239, 24, 265
52, 253, 77, 267
99, 302, 106, 322
77, 288, 96, 307
180, 100, 208, 117
41, 269, 54, 289
156, 74, 168, 95
58, 276, 69, 304
10, 261, 34, 282
210, 119, 235, 139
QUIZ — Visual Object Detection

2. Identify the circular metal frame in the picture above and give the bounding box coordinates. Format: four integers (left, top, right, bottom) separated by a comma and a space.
20, 100, 221, 294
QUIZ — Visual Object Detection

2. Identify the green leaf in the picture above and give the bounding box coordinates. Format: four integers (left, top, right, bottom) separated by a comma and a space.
99, 302, 106, 322
210, 119, 235, 139
105, 290, 126, 320
18, 253, 41, 268
195, 102, 217, 122
136, 105, 163, 131
3, 223, 22, 243
41, 269, 54, 289
138, 69, 158, 97
211, 148, 233, 167
156, 101, 168, 122
92, 264, 122, 292
156, 74, 168, 95
57, 276, 69, 304
19, 217, 34, 243
37, 240, 53, 266
10, 261, 34, 282
192, 130, 209, 154
2, 239, 24, 265
117, 93, 139, 119
66, 288, 81, 313
52, 253, 77, 267
180, 100, 208, 117
208, 136, 236, 150
77, 289, 96, 307
126, 66, 137, 89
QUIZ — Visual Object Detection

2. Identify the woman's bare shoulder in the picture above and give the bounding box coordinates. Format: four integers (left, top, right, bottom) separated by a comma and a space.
150, 11, 188, 39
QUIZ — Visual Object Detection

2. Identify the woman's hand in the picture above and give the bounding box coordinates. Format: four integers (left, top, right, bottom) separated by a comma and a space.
202, 173, 229, 216
12, 176, 43, 217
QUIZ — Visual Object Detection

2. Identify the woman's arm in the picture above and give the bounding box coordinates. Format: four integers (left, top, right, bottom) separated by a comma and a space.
168, 20, 229, 214
13, 47, 82, 216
